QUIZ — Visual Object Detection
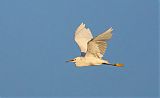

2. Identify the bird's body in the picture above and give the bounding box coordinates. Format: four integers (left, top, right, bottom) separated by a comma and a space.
72, 57, 109, 67
67, 23, 124, 67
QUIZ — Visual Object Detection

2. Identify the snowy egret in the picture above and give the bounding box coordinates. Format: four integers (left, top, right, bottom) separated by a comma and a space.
67, 23, 124, 67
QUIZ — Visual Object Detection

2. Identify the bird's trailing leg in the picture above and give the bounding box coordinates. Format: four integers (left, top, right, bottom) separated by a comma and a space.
102, 63, 124, 67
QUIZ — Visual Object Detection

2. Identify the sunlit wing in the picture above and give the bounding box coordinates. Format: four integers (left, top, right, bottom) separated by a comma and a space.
85, 27, 113, 59
74, 23, 93, 56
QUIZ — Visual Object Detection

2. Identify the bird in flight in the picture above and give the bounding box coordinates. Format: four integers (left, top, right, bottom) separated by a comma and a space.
67, 23, 124, 67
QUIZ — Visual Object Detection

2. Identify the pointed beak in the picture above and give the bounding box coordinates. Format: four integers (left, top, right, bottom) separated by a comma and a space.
66, 59, 74, 62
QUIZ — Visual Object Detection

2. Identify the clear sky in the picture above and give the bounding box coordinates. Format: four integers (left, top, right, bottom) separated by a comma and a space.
0, 0, 158, 98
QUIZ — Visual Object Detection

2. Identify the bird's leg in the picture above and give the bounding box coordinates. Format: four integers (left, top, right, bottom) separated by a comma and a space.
102, 63, 124, 67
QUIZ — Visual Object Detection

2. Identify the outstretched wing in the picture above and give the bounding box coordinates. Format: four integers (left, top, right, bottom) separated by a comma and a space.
74, 23, 93, 56
85, 27, 113, 59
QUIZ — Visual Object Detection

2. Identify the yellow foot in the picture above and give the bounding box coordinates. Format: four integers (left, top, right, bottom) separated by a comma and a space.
114, 63, 124, 67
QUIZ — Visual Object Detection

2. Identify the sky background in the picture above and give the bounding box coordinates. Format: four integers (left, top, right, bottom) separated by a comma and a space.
0, 0, 158, 98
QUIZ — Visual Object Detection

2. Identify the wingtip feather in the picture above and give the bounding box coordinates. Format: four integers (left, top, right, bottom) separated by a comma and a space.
109, 27, 113, 31
80, 22, 85, 26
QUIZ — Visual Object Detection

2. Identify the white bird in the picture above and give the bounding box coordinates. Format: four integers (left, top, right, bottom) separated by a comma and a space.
67, 23, 124, 67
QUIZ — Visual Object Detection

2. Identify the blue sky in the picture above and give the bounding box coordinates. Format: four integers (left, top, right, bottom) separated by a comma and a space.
0, 0, 158, 97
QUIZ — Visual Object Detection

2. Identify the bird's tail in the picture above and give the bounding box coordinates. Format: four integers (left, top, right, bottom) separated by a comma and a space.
102, 63, 124, 67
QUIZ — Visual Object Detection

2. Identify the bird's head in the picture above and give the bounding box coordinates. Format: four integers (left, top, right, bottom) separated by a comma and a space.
66, 57, 82, 63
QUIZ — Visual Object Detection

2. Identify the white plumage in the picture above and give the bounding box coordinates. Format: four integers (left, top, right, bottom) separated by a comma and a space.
74, 23, 93, 53
67, 23, 124, 67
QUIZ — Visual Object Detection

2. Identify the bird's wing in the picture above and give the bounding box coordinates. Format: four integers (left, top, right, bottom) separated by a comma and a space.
85, 27, 113, 59
74, 23, 93, 56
